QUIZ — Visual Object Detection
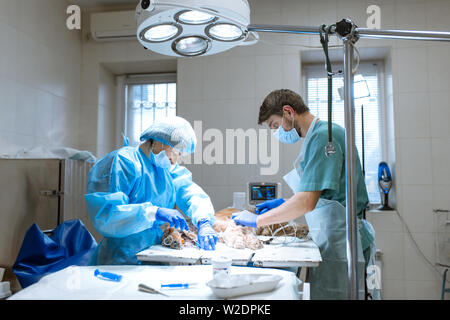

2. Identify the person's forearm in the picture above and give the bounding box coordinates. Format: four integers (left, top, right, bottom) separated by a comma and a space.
256, 191, 321, 227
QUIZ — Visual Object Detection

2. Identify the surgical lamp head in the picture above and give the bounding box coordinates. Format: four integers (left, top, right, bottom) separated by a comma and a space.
136, 0, 257, 57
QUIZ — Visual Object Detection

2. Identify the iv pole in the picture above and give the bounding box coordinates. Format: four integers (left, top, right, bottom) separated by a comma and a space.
248, 20, 450, 300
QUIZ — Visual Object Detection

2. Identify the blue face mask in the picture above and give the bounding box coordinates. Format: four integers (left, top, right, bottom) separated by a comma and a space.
152, 150, 172, 169
273, 114, 301, 144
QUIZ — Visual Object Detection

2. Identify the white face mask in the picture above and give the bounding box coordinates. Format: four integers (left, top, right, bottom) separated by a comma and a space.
152, 150, 172, 169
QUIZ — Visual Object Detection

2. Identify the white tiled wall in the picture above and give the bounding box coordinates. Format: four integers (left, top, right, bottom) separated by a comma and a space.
78, 0, 450, 300
0, 0, 82, 155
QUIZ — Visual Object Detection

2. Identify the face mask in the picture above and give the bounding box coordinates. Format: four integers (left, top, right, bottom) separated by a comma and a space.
273, 113, 301, 144
152, 150, 172, 169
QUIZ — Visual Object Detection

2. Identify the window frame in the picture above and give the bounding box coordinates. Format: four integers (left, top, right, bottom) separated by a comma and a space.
123, 73, 177, 147
302, 60, 387, 205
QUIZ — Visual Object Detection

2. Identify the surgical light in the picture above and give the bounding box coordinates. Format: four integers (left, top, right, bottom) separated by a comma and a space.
140, 23, 181, 42
172, 36, 210, 56
206, 23, 244, 41
136, 0, 254, 57
175, 10, 216, 25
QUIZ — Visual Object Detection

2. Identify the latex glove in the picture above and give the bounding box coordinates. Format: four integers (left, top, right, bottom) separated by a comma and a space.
254, 198, 285, 215
155, 208, 188, 231
197, 220, 218, 251
232, 210, 258, 228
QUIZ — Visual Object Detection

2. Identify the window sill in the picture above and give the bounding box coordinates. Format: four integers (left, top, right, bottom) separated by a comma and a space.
367, 208, 397, 214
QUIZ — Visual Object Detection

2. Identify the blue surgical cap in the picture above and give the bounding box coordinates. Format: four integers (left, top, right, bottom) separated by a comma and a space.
140, 116, 197, 155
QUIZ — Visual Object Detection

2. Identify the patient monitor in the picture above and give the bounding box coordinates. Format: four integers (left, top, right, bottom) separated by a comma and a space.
247, 182, 282, 209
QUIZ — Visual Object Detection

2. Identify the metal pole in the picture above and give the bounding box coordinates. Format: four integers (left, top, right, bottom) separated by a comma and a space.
343, 38, 359, 300
248, 24, 450, 42
356, 28, 450, 41
248, 24, 320, 35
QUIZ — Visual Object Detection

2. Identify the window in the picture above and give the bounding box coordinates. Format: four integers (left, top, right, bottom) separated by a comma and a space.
304, 61, 385, 203
124, 73, 177, 147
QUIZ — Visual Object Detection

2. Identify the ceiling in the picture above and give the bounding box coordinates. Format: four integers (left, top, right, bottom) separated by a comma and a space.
72, 0, 138, 9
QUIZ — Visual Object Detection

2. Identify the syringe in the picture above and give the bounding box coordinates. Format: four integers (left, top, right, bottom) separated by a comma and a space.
160, 282, 199, 289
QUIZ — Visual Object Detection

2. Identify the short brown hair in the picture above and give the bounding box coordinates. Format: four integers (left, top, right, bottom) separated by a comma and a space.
258, 89, 309, 125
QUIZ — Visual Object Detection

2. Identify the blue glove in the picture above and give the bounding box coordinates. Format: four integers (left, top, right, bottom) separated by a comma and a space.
255, 198, 285, 215
155, 208, 188, 231
197, 220, 218, 251
232, 210, 258, 228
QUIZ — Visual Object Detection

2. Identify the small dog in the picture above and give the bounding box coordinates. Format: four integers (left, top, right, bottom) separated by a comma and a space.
161, 226, 197, 250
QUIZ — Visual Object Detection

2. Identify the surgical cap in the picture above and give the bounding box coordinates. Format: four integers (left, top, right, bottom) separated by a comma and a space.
140, 116, 197, 155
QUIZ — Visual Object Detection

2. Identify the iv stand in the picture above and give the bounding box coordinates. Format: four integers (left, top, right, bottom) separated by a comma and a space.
248, 20, 450, 300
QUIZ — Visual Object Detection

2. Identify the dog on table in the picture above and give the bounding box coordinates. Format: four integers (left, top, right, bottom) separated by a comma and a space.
214, 207, 309, 239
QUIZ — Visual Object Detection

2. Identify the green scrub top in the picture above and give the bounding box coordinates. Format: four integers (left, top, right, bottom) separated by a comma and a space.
298, 120, 374, 251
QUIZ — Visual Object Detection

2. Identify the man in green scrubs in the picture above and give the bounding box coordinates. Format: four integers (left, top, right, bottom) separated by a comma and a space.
232, 89, 378, 299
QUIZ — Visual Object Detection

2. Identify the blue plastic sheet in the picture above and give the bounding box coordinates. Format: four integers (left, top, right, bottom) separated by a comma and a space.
12, 220, 97, 288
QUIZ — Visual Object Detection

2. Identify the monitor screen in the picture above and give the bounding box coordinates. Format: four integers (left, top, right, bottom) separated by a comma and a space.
250, 185, 276, 201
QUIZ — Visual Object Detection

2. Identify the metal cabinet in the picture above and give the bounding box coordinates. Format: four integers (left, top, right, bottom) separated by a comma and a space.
0, 158, 99, 287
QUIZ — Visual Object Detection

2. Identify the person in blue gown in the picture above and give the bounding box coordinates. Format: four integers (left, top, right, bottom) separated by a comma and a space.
85, 116, 218, 265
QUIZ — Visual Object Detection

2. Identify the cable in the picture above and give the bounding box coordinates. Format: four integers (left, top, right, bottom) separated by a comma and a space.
351, 42, 361, 74
319, 24, 340, 158
394, 210, 450, 283
265, 222, 310, 245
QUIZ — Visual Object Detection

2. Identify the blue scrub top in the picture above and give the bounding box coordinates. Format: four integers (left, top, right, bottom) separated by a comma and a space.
298, 120, 369, 218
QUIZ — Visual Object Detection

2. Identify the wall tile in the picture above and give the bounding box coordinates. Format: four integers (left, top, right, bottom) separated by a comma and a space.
0, 76, 17, 133
381, 279, 405, 300
394, 0, 426, 30
426, 45, 450, 93
177, 58, 203, 101
35, 89, 54, 140
397, 92, 430, 138
431, 138, 450, 185
282, 54, 301, 92
202, 57, 231, 100
395, 47, 428, 93
404, 232, 441, 282
280, 0, 310, 26
405, 280, 442, 300
203, 185, 232, 211
255, 55, 283, 101
401, 185, 434, 233
374, 231, 405, 280
0, 21, 18, 79
429, 92, 450, 138
229, 98, 258, 130
177, 99, 204, 124
366, 210, 404, 233
398, 138, 432, 185
228, 56, 256, 99
14, 83, 38, 136
432, 185, 450, 212
425, 0, 450, 31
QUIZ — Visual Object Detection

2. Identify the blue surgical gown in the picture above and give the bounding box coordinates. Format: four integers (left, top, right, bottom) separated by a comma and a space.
84, 146, 215, 265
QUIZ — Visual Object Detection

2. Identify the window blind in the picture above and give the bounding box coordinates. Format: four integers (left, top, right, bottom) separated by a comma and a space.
304, 62, 384, 203
125, 79, 177, 147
